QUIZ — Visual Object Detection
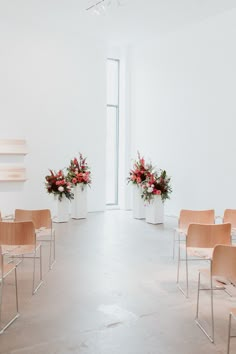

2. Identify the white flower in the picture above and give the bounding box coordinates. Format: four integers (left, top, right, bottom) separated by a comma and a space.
151, 184, 154, 187
58, 186, 64, 192
147, 187, 153, 193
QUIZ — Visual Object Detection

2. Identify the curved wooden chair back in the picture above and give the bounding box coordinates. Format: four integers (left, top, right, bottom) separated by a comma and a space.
179, 209, 215, 231
212, 245, 236, 284
223, 209, 236, 229
15, 209, 52, 229
186, 223, 231, 248
0, 221, 36, 246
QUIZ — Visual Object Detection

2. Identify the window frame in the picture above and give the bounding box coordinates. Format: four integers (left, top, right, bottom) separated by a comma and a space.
106, 58, 120, 206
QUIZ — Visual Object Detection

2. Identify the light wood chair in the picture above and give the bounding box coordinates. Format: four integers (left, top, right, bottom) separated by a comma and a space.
0, 246, 19, 334
15, 209, 55, 270
195, 244, 236, 343
223, 209, 236, 242
177, 222, 231, 298
173, 209, 215, 258
0, 221, 43, 295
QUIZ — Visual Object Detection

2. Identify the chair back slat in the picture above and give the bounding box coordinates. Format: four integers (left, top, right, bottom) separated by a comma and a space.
186, 223, 231, 248
223, 209, 236, 229
212, 245, 236, 285
15, 209, 52, 229
179, 209, 215, 231
0, 221, 36, 245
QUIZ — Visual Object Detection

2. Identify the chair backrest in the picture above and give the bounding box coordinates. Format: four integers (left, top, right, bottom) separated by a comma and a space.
186, 223, 231, 248
0, 221, 36, 246
211, 245, 236, 284
15, 209, 52, 229
223, 209, 236, 229
178, 209, 215, 231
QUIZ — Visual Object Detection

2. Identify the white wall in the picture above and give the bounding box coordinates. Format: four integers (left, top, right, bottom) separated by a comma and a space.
130, 8, 236, 217
0, 12, 107, 215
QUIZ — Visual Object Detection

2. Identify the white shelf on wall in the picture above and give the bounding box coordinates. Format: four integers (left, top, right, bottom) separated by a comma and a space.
0, 139, 28, 155
0, 165, 26, 181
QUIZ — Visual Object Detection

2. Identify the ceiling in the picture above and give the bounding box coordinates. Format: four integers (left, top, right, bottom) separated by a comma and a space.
1, 0, 236, 44
83, 0, 236, 43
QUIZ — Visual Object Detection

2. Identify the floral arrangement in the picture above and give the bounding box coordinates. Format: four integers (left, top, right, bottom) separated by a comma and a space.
67, 153, 91, 188
45, 169, 74, 201
127, 152, 153, 185
141, 170, 172, 203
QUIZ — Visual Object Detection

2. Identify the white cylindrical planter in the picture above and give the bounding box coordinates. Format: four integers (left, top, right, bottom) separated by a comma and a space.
71, 184, 87, 219
145, 195, 164, 224
133, 185, 145, 219
56, 196, 70, 223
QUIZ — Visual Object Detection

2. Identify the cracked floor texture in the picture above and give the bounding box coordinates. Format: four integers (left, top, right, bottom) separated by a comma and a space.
0, 210, 235, 354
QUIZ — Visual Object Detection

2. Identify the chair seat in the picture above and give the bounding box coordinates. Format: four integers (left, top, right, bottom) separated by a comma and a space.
198, 268, 234, 288
2, 242, 41, 256
187, 247, 213, 259
175, 227, 187, 235
180, 244, 213, 259
36, 228, 54, 237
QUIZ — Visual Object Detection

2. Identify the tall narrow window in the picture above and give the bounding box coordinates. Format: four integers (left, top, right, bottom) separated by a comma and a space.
106, 58, 119, 206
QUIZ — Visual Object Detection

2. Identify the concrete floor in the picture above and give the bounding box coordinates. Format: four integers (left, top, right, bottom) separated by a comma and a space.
0, 210, 236, 354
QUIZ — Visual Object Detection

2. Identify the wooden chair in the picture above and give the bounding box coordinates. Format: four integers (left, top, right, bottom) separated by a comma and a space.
0, 221, 43, 295
15, 209, 55, 270
223, 209, 236, 242
195, 244, 236, 343
177, 223, 231, 298
173, 209, 215, 258
0, 246, 19, 334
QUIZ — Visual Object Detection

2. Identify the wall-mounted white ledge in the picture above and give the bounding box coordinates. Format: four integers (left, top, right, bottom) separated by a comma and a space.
0, 166, 26, 181
0, 139, 28, 155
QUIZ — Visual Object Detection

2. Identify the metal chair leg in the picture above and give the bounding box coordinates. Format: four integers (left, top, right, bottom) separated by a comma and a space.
32, 245, 43, 295
227, 313, 232, 354
195, 271, 214, 343
0, 277, 3, 332
177, 240, 189, 298
49, 230, 56, 270
173, 229, 176, 259
0, 267, 19, 334
185, 247, 189, 298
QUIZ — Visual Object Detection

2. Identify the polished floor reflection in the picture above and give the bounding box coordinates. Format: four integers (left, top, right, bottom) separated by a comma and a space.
0, 210, 234, 354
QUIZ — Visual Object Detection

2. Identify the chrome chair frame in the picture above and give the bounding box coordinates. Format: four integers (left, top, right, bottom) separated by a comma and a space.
195, 245, 236, 343
227, 311, 236, 354
15, 209, 55, 270
176, 223, 231, 298
0, 248, 19, 334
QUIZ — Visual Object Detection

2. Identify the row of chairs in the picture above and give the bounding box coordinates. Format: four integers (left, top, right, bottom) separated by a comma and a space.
0, 209, 55, 334
173, 209, 236, 353
173, 209, 236, 259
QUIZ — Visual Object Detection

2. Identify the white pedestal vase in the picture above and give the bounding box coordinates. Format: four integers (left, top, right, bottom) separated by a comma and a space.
71, 184, 87, 219
132, 185, 145, 219
55, 196, 70, 223
145, 195, 164, 224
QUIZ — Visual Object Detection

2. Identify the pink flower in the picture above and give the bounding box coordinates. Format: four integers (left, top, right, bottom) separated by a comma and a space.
154, 189, 161, 195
